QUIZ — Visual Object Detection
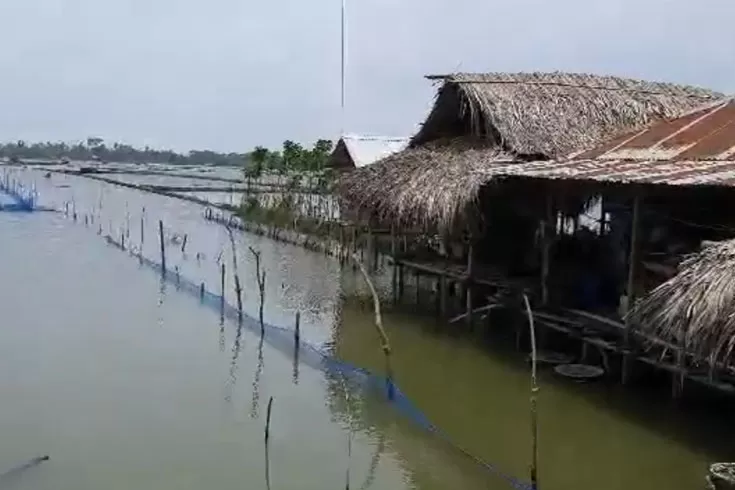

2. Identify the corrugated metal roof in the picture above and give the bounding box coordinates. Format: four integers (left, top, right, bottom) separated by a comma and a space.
341, 134, 409, 168
574, 99, 735, 161
488, 158, 735, 186
488, 98, 735, 187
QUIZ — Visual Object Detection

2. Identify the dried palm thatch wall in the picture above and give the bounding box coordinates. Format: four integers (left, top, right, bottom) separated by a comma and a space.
629, 239, 735, 364
339, 72, 722, 233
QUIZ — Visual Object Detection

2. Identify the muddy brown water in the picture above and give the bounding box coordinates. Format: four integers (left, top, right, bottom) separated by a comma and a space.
0, 166, 732, 490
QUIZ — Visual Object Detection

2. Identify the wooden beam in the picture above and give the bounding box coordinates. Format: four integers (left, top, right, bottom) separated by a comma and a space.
465, 241, 474, 328
541, 192, 553, 306
623, 193, 641, 384
624, 194, 641, 338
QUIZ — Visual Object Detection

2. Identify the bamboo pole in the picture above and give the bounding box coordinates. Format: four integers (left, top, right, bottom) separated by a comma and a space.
522, 294, 539, 490
158, 220, 166, 273
351, 252, 394, 399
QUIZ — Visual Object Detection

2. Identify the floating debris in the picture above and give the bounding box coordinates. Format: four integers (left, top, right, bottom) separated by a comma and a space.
554, 364, 604, 381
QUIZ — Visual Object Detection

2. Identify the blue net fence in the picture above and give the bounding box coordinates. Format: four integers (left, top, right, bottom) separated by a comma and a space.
0, 171, 38, 211
8, 173, 534, 490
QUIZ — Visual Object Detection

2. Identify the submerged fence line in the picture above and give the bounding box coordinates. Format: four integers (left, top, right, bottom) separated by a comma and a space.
100, 219, 532, 490
22, 173, 532, 490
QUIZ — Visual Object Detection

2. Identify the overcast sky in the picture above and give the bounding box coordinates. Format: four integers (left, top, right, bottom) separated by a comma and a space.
0, 0, 732, 153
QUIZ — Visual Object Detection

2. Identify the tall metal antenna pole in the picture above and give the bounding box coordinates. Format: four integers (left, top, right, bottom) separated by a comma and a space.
340, 0, 346, 136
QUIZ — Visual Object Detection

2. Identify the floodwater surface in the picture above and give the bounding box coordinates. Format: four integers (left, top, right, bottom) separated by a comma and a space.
1, 166, 733, 490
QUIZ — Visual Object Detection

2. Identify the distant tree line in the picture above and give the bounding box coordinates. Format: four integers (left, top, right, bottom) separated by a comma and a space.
245, 139, 334, 178
0, 137, 335, 174
0, 138, 249, 166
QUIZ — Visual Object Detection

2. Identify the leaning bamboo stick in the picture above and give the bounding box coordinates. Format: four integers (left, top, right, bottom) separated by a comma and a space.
351, 252, 394, 397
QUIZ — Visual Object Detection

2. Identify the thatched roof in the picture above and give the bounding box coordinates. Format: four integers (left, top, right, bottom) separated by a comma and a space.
415, 72, 720, 156
629, 239, 735, 363
340, 137, 516, 230
339, 72, 722, 232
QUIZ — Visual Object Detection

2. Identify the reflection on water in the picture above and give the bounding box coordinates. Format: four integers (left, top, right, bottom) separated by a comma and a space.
251, 336, 266, 419
3, 166, 735, 490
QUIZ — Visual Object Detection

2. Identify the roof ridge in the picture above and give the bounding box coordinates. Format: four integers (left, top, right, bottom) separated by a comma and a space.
425, 72, 721, 98
342, 134, 409, 142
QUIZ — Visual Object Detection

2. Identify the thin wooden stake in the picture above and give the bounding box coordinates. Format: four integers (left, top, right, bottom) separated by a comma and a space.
159, 220, 166, 273
140, 207, 145, 249
294, 311, 301, 346
264, 396, 274, 490
523, 293, 539, 490
264, 395, 274, 441
220, 262, 226, 320
226, 227, 243, 321
249, 246, 267, 331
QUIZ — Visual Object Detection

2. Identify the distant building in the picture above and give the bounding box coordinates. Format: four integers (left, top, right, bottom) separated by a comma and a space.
327, 134, 409, 171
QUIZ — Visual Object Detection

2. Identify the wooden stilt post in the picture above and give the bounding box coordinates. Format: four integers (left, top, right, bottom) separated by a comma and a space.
415, 271, 421, 305
541, 192, 552, 307
465, 240, 473, 328
367, 223, 374, 271
398, 262, 405, 300
440, 275, 448, 320
599, 197, 607, 237
622, 194, 641, 385
673, 332, 686, 399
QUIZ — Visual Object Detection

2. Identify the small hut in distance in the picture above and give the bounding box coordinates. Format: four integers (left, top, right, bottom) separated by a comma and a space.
327, 134, 409, 171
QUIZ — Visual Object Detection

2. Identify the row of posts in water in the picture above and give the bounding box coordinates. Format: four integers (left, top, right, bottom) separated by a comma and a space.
59, 197, 346, 490
65, 198, 305, 362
